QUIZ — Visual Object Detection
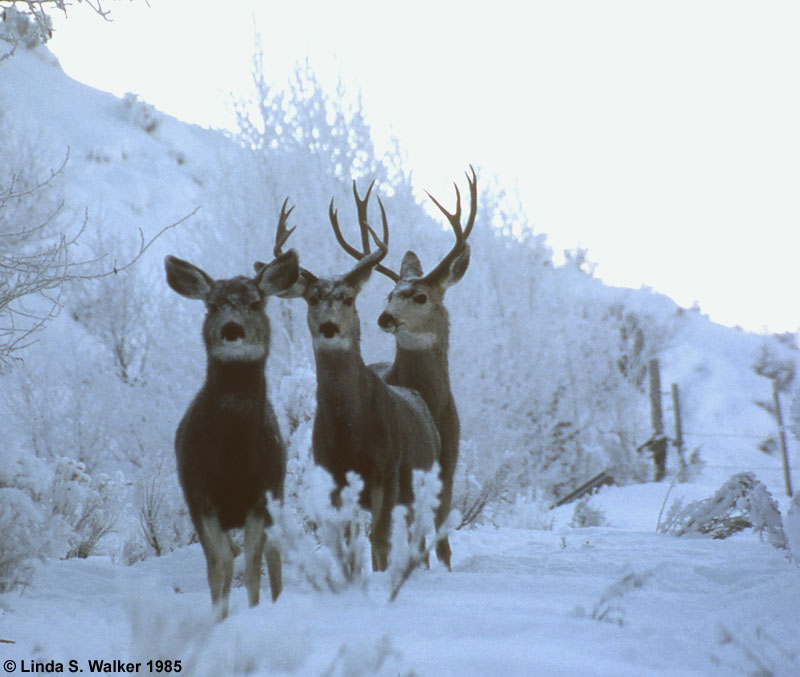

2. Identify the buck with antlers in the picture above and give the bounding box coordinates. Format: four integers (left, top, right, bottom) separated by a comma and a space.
164, 207, 299, 620
331, 167, 477, 571
260, 193, 441, 572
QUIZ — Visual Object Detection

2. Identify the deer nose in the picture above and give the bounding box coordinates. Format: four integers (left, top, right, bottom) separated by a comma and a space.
221, 322, 246, 342
378, 312, 396, 330
319, 321, 340, 339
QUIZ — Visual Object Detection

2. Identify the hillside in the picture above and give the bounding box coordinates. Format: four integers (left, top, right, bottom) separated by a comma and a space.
1, 43, 799, 676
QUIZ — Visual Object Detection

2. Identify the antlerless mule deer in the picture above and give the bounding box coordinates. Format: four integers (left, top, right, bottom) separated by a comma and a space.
260, 191, 441, 572
164, 207, 298, 619
331, 167, 477, 570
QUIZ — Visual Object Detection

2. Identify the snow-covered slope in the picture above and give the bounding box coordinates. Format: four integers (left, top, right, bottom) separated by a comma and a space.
2, 44, 799, 677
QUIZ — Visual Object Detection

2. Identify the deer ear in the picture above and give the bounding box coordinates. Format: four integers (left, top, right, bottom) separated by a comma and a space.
165, 255, 214, 300
255, 249, 300, 296
440, 245, 470, 290
400, 251, 423, 279
343, 258, 374, 294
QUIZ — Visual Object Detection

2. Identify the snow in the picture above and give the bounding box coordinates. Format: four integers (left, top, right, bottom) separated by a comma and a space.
2, 41, 800, 676
2, 510, 798, 675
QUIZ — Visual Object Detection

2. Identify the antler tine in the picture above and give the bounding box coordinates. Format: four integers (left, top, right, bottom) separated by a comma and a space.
374, 197, 399, 281
426, 183, 464, 238
329, 198, 364, 261
462, 164, 478, 242
273, 197, 297, 257
328, 182, 400, 282
423, 166, 478, 283
353, 180, 375, 255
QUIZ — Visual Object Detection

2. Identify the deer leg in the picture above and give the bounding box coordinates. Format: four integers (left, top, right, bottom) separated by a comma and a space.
197, 514, 233, 621
227, 533, 241, 558
435, 473, 454, 571
370, 476, 398, 572
264, 541, 282, 602
369, 485, 384, 571
243, 509, 266, 607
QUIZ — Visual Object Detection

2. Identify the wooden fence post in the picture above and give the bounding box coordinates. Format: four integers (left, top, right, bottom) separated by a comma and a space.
772, 381, 794, 497
648, 359, 667, 481
671, 383, 687, 480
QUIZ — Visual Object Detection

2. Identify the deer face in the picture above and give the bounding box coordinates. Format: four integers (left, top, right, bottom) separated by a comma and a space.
377, 247, 469, 350
302, 277, 364, 351
270, 205, 387, 353
165, 251, 299, 362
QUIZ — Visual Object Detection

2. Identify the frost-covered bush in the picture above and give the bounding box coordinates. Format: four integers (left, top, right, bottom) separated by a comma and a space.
659, 472, 785, 548
785, 492, 800, 561
121, 93, 160, 135
388, 467, 446, 602
0, 6, 50, 50
0, 448, 69, 590
0, 486, 69, 591
324, 635, 413, 677
129, 457, 193, 562
570, 496, 606, 528
49, 456, 129, 558
267, 468, 371, 593
492, 488, 554, 530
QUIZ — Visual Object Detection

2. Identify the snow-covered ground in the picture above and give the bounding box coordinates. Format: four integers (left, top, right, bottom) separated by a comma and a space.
2, 483, 799, 676
2, 39, 800, 677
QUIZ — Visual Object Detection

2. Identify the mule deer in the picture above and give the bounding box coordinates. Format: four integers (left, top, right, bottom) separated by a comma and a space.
164, 208, 299, 619
260, 193, 440, 572
331, 168, 477, 570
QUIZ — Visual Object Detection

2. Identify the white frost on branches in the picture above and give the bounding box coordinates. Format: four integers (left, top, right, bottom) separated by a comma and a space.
658, 472, 786, 549
266, 468, 371, 594
388, 466, 447, 602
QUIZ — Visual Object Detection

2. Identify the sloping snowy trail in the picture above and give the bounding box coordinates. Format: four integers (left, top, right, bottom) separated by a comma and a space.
2, 519, 798, 676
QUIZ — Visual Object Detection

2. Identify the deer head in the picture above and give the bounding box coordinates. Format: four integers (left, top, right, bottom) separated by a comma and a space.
255, 196, 389, 353
330, 168, 477, 351
165, 211, 299, 363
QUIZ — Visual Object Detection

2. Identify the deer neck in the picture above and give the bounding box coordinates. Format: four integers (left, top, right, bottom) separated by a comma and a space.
313, 343, 375, 429
391, 338, 452, 416
205, 357, 267, 403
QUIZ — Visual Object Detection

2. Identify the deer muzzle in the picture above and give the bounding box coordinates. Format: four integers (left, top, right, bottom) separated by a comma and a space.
221, 322, 246, 342
377, 312, 397, 332
318, 321, 340, 339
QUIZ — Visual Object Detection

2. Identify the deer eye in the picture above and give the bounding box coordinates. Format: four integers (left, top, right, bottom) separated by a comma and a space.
413, 293, 427, 305
343, 297, 354, 307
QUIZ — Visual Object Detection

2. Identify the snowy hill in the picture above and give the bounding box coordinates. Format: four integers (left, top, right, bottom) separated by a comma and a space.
1, 44, 799, 676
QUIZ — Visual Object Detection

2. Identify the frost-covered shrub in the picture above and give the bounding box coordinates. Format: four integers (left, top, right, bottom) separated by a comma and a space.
267, 468, 370, 593
451, 441, 515, 528
50, 456, 129, 558
589, 571, 651, 627
785, 492, 800, 561
121, 93, 160, 135
659, 472, 785, 548
324, 635, 413, 677
0, 6, 50, 50
388, 467, 445, 602
492, 489, 554, 530
570, 496, 606, 528
70, 260, 158, 385
0, 486, 68, 591
132, 458, 193, 561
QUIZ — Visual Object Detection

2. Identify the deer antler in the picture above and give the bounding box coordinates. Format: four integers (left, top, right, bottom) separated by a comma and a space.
273, 198, 296, 258
262, 198, 317, 282
423, 165, 477, 284
329, 181, 399, 282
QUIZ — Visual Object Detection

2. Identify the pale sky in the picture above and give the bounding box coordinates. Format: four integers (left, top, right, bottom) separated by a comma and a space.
47, 0, 800, 334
